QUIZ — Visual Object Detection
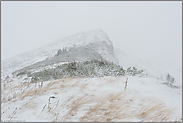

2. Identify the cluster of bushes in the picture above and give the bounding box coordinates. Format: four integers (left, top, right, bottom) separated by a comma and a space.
55, 47, 68, 56
13, 46, 103, 76
126, 67, 143, 76
27, 60, 144, 83
27, 60, 117, 82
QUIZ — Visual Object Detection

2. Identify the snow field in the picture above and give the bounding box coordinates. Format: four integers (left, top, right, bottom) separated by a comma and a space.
1, 76, 182, 122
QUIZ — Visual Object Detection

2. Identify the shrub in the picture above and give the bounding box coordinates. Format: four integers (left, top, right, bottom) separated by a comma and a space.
126, 67, 143, 76
27, 71, 32, 77
55, 48, 68, 56
16, 71, 27, 77
166, 74, 175, 85
5, 75, 9, 80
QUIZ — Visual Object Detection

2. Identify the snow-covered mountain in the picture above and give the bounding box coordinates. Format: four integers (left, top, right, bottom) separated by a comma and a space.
1, 29, 118, 79
1, 29, 182, 122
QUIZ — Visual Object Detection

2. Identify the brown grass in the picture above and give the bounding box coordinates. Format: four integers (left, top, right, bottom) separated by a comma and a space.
56, 90, 178, 122
2, 77, 181, 122
1, 77, 77, 104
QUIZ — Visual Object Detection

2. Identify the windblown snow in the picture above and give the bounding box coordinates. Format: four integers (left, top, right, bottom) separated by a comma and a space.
1, 29, 182, 122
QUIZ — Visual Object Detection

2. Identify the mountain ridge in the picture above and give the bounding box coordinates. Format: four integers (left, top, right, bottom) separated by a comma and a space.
1, 29, 118, 79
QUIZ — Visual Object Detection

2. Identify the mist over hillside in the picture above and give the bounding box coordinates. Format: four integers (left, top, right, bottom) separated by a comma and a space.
1, 29, 182, 122
1, 29, 118, 79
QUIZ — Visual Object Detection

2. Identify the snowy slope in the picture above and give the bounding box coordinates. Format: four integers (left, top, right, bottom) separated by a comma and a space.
114, 48, 182, 87
1, 76, 182, 122
1, 29, 117, 79
1, 29, 182, 122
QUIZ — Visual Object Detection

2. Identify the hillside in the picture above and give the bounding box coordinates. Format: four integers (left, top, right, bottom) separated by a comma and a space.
1, 29, 182, 122
1, 29, 118, 80
114, 48, 182, 87
1, 76, 182, 122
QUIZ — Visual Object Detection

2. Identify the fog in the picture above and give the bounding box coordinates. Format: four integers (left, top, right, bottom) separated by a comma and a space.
1, 1, 182, 69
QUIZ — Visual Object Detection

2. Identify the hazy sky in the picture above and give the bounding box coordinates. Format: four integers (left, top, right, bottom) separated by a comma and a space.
1, 1, 182, 68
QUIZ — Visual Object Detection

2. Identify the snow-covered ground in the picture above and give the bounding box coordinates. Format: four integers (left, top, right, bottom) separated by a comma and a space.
114, 48, 182, 87
1, 29, 182, 122
1, 76, 182, 122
